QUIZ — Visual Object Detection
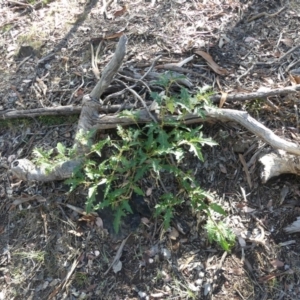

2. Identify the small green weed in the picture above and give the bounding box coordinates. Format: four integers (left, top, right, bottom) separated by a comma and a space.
35, 73, 236, 251
245, 98, 264, 118
205, 219, 236, 252
73, 272, 89, 288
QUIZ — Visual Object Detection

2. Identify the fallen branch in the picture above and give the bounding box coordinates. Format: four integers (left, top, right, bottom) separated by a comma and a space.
12, 35, 128, 181
0, 103, 154, 120
259, 152, 300, 183
9, 35, 300, 185
91, 106, 300, 155
209, 84, 300, 103
11, 104, 300, 181
2, 84, 300, 121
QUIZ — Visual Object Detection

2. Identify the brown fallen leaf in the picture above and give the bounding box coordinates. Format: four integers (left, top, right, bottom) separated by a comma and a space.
90, 32, 124, 44
270, 259, 284, 268
281, 38, 293, 47
169, 227, 179, 240
289, 68, 300, 85
219, 92, 227, 108
219, 163, 227, 174
258, 269, 293, 282
194, 50, 228, 75
113, 5, 128, 18
105, 32, 124, 40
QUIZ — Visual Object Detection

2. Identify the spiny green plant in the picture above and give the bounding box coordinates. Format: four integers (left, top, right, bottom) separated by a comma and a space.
32, 142, 76, 174
35, 73, 236, 251
205, 218, 236, 252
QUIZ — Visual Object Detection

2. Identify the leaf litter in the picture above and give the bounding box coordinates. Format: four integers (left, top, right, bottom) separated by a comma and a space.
1, 0, 300, 299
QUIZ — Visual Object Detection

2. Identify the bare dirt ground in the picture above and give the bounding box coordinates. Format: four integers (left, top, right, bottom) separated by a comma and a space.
1, 0, 300, 299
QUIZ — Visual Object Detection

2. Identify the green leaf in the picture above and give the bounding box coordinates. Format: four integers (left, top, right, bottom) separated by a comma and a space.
56, 143, 66, 155
178, 140, 203, 161
134, 165, 149, 181
118, 110, 140, 122
165, 97, 175, 114
205, 220, 235, 252
113, 207, 126, 233
157, 130, 171, 151
209, 203, 226, 215
132, 185, 144, 196
122, 200, 133, 214
151, 159, 161, 174
163, 208, 173, 229
150, 91, 162, 104
86, 185, 97, 213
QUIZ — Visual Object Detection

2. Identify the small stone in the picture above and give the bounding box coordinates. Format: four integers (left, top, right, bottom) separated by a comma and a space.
138, 291, 147, 299
203, 283, 211, 296
198, 271, 205, 278
161, 248, 171, 260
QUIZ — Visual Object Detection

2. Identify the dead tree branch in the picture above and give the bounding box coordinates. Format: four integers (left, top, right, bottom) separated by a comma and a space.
210, 84, 300, 103
2, 84, 300, 120
11, 35, 128, 181
9, 35, 300, 184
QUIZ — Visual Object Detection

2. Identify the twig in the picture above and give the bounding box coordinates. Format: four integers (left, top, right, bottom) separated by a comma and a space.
101, 54, 161, 105
7, 0, 32, 7
90, 35, 127, 101
141, 55, 162, 81
104, 234, 130, 275
37, 53, 55, 65
256, 44, 300, 66
92, 106, 300, 157
278, 44, 300, 62
155, 64, 212, 81
238, 154, 252, 189
91, 40, 103, 80
209, 251, 228, 296
67, 76, 85, 105
264, 98, 284, 117
102, 0, 114, 19
236, 64, 254, 85
117, 73, 152, 93
103, 55, 162, 104
247, 6, 286, 22
48, 251, 81, 299
0, 103, 154, 119
115, 79, 157, 123
210, 84, 300, 103
16, 55, 32, 71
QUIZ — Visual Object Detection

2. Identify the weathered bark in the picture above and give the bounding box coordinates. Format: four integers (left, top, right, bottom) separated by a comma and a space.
11, 35, 128, 181
92, 106, 300, 156
259, 152, 300, 183
11, 159, 81, 181
210, 84, 300, 103
10, 35, 300, 185
2, 84, 300, 120
284, 217, 300, 234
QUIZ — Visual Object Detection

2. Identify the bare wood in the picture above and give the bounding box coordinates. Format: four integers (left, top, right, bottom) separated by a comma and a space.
11, 158, 82, 181
92, 106, 300, 156
203, 106, 300, 156
76, 35, 128, 154
0, 103, 154, 120
90, 35, 128, 101
259, 152, 300, 183
0, 106, 81, 119
210, 84, 300, 103
3, 84, 300, 120
11, 35, 129, 181
11, 105, 300, 181
10, 34, 300, 184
